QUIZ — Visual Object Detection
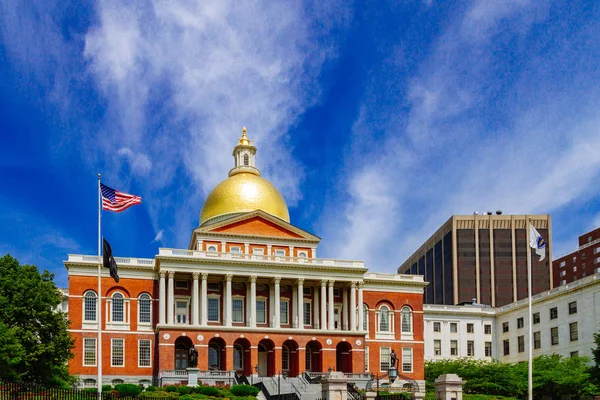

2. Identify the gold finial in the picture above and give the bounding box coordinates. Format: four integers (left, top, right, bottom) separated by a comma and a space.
238, 126, 250, 145
242, 126, 247, 134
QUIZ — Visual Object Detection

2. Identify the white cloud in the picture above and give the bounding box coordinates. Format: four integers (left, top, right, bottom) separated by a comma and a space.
118, 147, 152, 174
151, 229, 164, 243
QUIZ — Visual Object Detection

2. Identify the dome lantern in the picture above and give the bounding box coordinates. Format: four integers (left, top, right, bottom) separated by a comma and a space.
230, 126, 259, 177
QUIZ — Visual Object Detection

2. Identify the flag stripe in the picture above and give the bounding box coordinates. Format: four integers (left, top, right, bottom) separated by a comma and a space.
101, 183, 142, 213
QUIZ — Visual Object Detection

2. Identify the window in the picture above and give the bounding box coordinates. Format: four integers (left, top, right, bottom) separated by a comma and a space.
582, 253, 586, 259
234, 345, 243, 370
275, 250, 286, 257
518, 336, 525, 353
484, 324, 491, 334
517, 318, 524, 329
502, 322, 509, 333
364, 346, 369, 372
207, 245, 217, 252
551, 327, 559, 345
569, 301, 577, 314
467, 323, 474, 333
595, 247, 600, 255
208, 282, 220, 291
560, 260, 566, 268
560, 270, 566, 277
570, 322, 578, 341
252, 248, 264, 255
570, 351, 579, 358
282, 345, 290, 371
232, 298, 244, 323
298, 251, 308, 258
450, 322, 457, 333
176, 280, 188, 289
379, 306, 391, 332
402, 348, 413, 373
303, 287, 311, 295
401, 306, 412, 334
111, 338, 124, 367
112, 293, 124, 322
280, 300, 289, 324
256, 300, 266, 324
139, 294, 151, 324
503, 339, 509, 356
467, 341, 474, 357
83, 338, 96, 366
450, 340, 458, 356
176, 301, 188, 324
433, 322, 441, 332
83, 379, 96, 388
434, 340, 441, 355
573, 266, 578, 272
380, 347, 390, 371
208, 297, 220, 322
230, 246, 241, 255
484, 342, 492, 357
334, 288, 341, 297
139, 340, 151, 367
84, 291, 97, 322
533, 312, 540, 324
363, 304, 369, 331
112, 379, 124, 385
303, 301, 312, 326
534, 332, 541, 349
243, 153, 249, 166
550, 307, 558, 320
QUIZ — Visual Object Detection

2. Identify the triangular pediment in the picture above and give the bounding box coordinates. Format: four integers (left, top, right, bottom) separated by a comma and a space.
194, 210, 320, 242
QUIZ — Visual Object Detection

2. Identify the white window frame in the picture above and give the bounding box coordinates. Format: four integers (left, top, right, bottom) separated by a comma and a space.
450, 322, 457, 333
485, 341, 492, 357
138, 339, 152, 367
232, 296, 244, 323
434, 340, 441, 355
401, 306, 413, 338
380, 346, 390, 372
401, 348, 413, 373
466, 323, 474, 333
280, 299, 290, 325
83, 338, 97, 366
138, 293, 152, 327
229, 246, 242, 259
376, 305, 394, 339
303, 300, 312, 326
207, 245, 218, 252
433, 322, 441, 332
111, 338, 125, 367
275, 249, 286, 257
83, 291, 98, 324
467, 340, 474, 357
450, 340, 458, 356
298, 251, 308, 258
256, 297, 267, 324
363, 304, 369, 332
83, 379, 96, 388
234, 344, 244, 370
175, 298, 190, 324
207, 295, 221, 322
111, 292, 125, 323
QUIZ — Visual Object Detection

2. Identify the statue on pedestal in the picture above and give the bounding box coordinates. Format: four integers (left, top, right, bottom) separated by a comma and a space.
189, 346, 198, 368
389, 349, 398, 369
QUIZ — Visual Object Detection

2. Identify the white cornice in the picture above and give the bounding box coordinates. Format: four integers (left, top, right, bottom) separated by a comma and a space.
155, 324, 367, 336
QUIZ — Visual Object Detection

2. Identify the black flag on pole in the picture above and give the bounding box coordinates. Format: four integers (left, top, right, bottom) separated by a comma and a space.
102, 238, 120, 283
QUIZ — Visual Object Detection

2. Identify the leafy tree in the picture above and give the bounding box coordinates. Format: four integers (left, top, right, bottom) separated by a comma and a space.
0, 254, 74, 385
591, 331, 600, 385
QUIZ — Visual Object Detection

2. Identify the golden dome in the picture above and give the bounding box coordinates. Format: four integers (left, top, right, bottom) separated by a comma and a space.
200, 172, 290, 225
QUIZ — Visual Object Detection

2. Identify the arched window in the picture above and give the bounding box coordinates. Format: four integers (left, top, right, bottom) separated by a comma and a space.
379, 305, 390, 332
243, 153, 249, 166
83, 379, 96, 388
84, 291, 97, 322
112, 293, 124, 322
139, 293, 151, 324
282, 345, 290, 371
401, 306, 413, 334
234, 344, 243, 370
363, 304, 369, 331
207, 245, 217, 252
112, 379, 124, 385
208, 343, 221, 370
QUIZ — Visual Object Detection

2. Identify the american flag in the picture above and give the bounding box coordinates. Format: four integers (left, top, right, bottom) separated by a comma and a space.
101, 183, 142, 212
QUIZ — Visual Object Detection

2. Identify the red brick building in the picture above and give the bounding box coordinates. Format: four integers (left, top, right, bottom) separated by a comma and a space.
552, 227, 600, 286
65, 129, 426, 390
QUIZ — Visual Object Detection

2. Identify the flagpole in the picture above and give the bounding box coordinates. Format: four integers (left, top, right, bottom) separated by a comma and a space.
526, 217, 533, 400
97, 174, 103, 397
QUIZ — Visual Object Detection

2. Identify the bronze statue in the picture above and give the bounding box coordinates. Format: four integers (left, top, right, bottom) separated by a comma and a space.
389, 349, 398, 369
189, 346, 198, 368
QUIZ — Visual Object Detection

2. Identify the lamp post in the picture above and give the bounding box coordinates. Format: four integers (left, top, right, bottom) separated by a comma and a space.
388, 366, 398, 384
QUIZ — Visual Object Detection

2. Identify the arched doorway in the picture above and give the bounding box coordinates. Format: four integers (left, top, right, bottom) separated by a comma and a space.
282, 340, 299, 376
257, 339, 275, 377
174, 336, 193, 370
305, 340, 323, 372
208, 337, 226, 371
336, 341, 352, 373
233, 338, 251, 376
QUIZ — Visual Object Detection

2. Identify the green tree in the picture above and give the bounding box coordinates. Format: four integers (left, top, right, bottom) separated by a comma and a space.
0, 254, 74, 385
591, 331, 600, 385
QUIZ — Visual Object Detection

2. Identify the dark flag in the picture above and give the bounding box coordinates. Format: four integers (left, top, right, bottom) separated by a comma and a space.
102, 238, 119, 283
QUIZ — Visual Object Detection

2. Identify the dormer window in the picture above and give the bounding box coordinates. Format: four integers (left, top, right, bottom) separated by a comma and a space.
243, 153, 249, 166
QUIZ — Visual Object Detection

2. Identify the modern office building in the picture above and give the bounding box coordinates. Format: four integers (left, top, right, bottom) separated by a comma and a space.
65, 129, 427, 391
553, 227, 600, 286
398, 214, 553, 307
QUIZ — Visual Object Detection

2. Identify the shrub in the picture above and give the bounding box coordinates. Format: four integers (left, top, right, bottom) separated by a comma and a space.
165, 385, 179, 392
115, 383, 142, 396
176, 385, 193, 394
229, 384, 259, 396
102, 384, 113, 392
82, 388, 98, 394
197, 385, 224, 397
145, 385, 157, 392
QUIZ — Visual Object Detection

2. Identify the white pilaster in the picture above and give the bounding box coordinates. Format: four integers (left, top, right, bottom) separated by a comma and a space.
314, 285, 320, 329
167, 272, 175, 325
358, 282, 364, 331
328, 280, 335, 330
249, 276, 257, 328
196, 240, 203, 251
297, 278, 304, 329
159, 272, 166, 325
192, 273, 200, 326
350, 281, 357, 331
225, 274, 233, 327
342, 286, 348, 330
201, 273, 208, 326
292, 285, 298, 328
274, 277, 281, 328
321, 280, 327, 330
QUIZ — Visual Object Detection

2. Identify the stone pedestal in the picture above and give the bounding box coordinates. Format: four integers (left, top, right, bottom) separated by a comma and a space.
434, 374, 463, 400
187, 368, 200, 387
365, 392, 377, 400
322, 371, 349, 400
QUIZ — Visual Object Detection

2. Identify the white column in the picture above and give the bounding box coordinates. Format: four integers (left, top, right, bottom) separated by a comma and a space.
159, 272, 166, 325
358, 282, 364, 331
292, 285, 298, 328
297, 278, 304, 329
167, 272, 174, 325
249, 276, 257, 328
320, 280, 327, 330
342, 286, 348, 330
314, 285, 320, 329
328, 280, 335, 330
350, 281, 357, 331
274, 277, 281, 328
225, 274, 233, 327
192, 273, 200, 326
269, 283, 275, 327
201, 273, 208, 326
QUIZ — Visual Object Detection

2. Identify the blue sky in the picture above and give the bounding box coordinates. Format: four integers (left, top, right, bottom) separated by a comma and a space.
1, 0, 600, 288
